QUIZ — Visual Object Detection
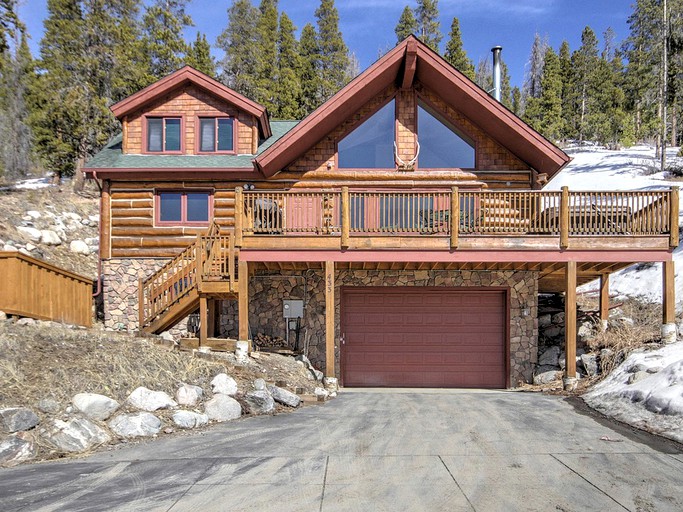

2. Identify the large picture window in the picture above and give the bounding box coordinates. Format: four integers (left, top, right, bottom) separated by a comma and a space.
418, 101, 475, 168
338, 100, 395, 169
156, 191, 212, 225
199, 117, 234, 153
147, 117, 181, 152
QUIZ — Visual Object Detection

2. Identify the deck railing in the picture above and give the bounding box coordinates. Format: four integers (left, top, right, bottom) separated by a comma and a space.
139, 222, 236, 329
0, 252, 93, 326
238, 186, 679, 249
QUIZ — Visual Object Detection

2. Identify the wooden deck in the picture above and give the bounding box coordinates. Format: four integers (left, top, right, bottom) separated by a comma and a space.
238, 187, 679, 252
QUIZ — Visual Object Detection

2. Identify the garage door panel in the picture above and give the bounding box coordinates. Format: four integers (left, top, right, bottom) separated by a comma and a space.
342, 288, 507, 388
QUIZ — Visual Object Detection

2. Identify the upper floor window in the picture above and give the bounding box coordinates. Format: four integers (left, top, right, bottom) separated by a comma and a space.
199, 117, 234, 153
156, 190, 212, 226
338, 99, 395, 169
147, 117, 181, 153
418, 101, 474, 168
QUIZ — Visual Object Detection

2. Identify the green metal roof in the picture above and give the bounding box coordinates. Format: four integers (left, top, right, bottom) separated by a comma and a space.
84, 120, 299, 169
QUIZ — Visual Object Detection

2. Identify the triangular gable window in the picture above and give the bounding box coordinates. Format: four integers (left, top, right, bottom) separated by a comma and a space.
418, 101, 474, 169
338, 99, 395, 169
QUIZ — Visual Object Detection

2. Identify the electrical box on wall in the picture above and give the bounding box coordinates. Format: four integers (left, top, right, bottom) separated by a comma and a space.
283, 300, 304, 319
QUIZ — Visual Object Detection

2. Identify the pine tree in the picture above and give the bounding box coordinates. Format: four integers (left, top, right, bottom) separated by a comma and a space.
315, 0, 349, 100
474, 57, 492, 91
255, 0, 279, 112
217, 0, 259, 98
523, 33, 548, 101
273, 12, 301, 119
500, 60, 512, 108
0, 0, 21, 53
395, 6, 417, 43
186, 32, 216, 77
524, 47, 564, 141
0, 30, 33, 178
141, 0, 193, 80
570, 26, 600, 141
444, 17, 474, 80
558, 40, 572, 139
298, 22, 320, 115
511, 86, 522, 116
414, 0, 441, 52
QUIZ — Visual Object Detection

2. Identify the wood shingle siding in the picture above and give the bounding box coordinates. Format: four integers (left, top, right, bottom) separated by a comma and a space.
125, 85, 257, 155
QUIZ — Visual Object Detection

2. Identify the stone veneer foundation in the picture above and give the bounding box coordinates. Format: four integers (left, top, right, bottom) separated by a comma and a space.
103, 260, 538, 386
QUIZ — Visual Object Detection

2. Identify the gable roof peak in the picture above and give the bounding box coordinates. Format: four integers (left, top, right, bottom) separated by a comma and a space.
110, 65, 272, 139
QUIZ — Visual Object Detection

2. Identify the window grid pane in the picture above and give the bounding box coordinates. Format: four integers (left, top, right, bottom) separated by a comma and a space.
217, 118, 234, 151
418, 103, 474, 168
338, 100, 395, 169
200, 119, 215, 152
147, 119, 163, 152
186, 193, 210, 222
164, 118, 181, 151
159, 192, 182, 222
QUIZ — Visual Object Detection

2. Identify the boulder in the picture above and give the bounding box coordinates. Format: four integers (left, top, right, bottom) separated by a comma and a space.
172, 411, 209, 429
16, 226, 42, 242
16, 318, 36, 326
127, 387, 177, 412
244, 390, 275, 414
0, 311, 6, 321
69, 240, 90, 255
580, 354, 599, 377
323, 377, 339, 392
310, 368, 324, 382
2, 244, 18, 252
72, 393, 119, 421
628, 363, 648, 374
628, 371, 649, 385
43, 417, 111, 452
268, 386, 301, 408
253, 378, 267, 391
40, 230, 62, 245
159, 331, 175, 343
314, 387, 330, 399
176, 384, 203, 407
0, 407, 39, 433
109, 413, 161, 438
204, 394, 242, 422
533, 371, 562, 385
544, 326, 563, 339
211, 373, 238, 396
538, 346, 561, 367
551, 312, 565, 324
25, 210, 41, 219
578, 322, 594, 340
0, 432, 37, 466
535, 364, 560, 374
37, 398, 60, 414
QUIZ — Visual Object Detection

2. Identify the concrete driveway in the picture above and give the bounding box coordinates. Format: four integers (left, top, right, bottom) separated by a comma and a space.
1, 390, 682, 511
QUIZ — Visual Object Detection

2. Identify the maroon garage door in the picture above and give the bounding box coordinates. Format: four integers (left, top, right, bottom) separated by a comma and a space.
341, 288, 507, 388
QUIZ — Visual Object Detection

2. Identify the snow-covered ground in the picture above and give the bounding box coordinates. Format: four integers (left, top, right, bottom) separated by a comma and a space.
547, 145, 683, 307
551, 145, 683, 442
584, 341, 683, 443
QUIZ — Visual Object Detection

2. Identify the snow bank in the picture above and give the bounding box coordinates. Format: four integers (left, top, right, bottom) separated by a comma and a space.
547, 145, 683, 306
14, 177, 53, 190
584, 341, 683, 443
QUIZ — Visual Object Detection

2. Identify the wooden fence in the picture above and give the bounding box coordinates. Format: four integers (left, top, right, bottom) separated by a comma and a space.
0, 252, 93, 326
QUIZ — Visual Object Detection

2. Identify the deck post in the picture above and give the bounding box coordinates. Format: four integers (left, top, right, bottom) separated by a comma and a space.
199, 296, 208, 347
662, 260, 677, 343
235, 187, 243, 248
599, 274, 610, 331
450, 186, 459, 249
207, 299, 216, 338
138, 278, 144, 331
564, 261, 577, 390
670, 186, 679, 248
238, 259, 250, 350
325, 260, 335, 378
341, 187, 350, 249
560, 186, 569, 249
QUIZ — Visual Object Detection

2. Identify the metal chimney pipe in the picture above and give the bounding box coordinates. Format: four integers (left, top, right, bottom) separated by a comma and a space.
491, 46, 502, 102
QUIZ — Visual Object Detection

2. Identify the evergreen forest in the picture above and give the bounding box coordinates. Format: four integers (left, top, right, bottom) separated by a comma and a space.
0, 0, 681, 181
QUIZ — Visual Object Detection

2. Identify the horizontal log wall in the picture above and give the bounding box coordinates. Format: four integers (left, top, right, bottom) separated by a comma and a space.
125, 84, 256, 155
0, 252, 93, 326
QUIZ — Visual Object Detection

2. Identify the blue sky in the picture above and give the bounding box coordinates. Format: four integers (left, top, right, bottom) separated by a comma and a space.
18, 0, 632, 89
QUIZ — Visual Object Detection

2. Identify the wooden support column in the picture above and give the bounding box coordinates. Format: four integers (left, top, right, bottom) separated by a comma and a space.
138, 278, 144, 331
101, 180, 111, 259
325, 260, 335, 378
663, 260, 676, 324
670, 186, 679, 248
207, 299, 217, 338
199, 296, 208, 347
565, 261, 577, 380
560, 186, 569, 250
238, 260, 250, 349
599, 273, 610, 330
235, 187, 243, 248
450, 186, 459, 249
341, 186, 350, 249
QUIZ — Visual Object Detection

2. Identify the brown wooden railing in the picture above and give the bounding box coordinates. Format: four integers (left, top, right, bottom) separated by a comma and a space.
139, 222, 237, 329
239, 186, 678, 248
0, 252, 93, 326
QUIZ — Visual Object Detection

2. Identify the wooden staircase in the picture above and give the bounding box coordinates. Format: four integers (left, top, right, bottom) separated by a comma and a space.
138, 222, 238, 335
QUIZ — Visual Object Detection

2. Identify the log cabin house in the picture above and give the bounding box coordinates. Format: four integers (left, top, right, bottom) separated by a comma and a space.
84, 36, 678, 389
